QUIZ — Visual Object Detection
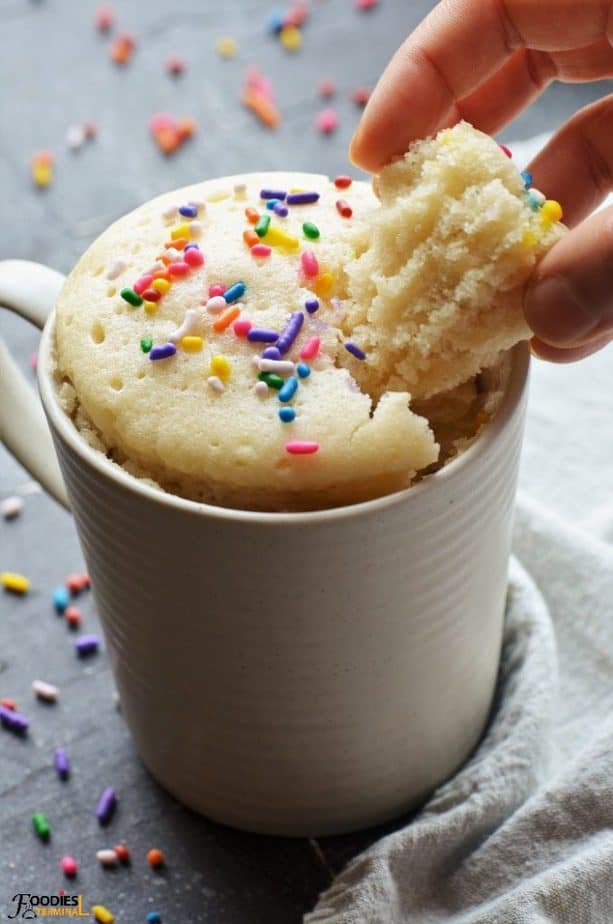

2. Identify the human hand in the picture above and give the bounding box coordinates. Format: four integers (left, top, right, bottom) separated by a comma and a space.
349, 0, 613, 361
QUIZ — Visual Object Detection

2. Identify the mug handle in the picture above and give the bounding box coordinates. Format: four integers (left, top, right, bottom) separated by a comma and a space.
0, 259, 69, 508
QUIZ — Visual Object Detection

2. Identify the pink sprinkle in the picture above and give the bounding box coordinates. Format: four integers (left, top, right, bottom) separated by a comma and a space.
285, 2, 309, 27
245, 67, 276, 103
133, 274, 154, 295
301, 250, 319, 278
167, 56, 186, 76
168, 261, 190, 276
286, 441, 320, 455
94, 5, 114, 31
29, 352, 38, 370
351, 86, 370, 107
336, 199, 353, 218
355, 0, 379, 8
499, 144, 512, 158
60, 856, 78, 877
233, 319, 253, 337
149, 112, 175, 133
299, 336, 320, 360
318, 78, 336, 98
251, 243, 272, 258
316, 108, 339, 135
183, 248, 204, 267
209, 283, 225, 297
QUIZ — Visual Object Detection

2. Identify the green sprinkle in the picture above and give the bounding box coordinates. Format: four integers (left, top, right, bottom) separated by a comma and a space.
32, 812, 50, 840
120, 287, 143, 307
258, 371, 283, 390
140, 336, 153, 353
254, 214, 271, 238
302, 222, 320, 240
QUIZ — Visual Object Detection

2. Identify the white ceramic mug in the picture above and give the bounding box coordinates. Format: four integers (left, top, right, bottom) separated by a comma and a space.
0, 258, 530, 836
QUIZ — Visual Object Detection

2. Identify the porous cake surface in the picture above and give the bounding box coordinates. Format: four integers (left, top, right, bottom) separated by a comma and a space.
54, 123, 564, 510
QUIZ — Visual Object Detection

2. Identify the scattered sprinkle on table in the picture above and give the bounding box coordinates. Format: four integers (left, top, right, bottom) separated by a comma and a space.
32, 811, 50, 840
75, 634, 100, 657
33, 680, 59, 703
1, 706, 29, 734
147, 913, 162, 924
94, 5, 114, 31
216, 36, 239, 58
166, 55, 186, 76
97, 848, 119, 867
92, 905, 115, 924
96, 787, 117, 824
315, 108, 339, 134
54, 747, 70, 779
60, 855, 78, 877
147, 848, 165, 868
1, 572, 30, 594
1, 496, 23, 519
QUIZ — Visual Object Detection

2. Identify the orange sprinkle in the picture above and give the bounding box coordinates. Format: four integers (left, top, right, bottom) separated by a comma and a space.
177, 117, 197, 140
152, 269, 171, 280
241, 88, 281, 129
213, 305, 240, 332
164, 238, 188, 250
243, 229, 259, 248
147, 848, 165, 868
245, 208, 260, 224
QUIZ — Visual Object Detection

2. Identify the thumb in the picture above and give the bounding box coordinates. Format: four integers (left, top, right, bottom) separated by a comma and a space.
523, 205, 613, 354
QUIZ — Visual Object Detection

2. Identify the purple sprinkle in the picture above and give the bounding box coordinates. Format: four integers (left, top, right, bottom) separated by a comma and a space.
305, 298, 319, 314
96, 786, 117, 824
183, 242, 200, 251
0, 706, 29, 734
262, 346, 282, 360
247, 328, 280, 343
178, 204, 198, 218
149, 343, 177, 361
344, 341, 366, 360
273, 202, 288, 217
286, 192, 320, 205
75, 634, 99, 657
260, 188, 287, 201
277, 311, 304, 355
54, 747, 70, 780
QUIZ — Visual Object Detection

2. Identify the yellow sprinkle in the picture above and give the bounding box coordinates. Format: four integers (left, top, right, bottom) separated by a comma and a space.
92, 906, 114, 924
143, 300, 158, 316
289, 187, 305, 193
280, 25, 302, 51
171, 223, 191, 240
216, 36, 238, 58
152, 278, 170, 294
265, 225, 300, 252
210, 355, 231, 381
181, 335, 204, 352
540, 199, 563, 228
313, 271, 334, 298
1, 572, 30, 594
521, 230, 538, 248
32, 163, 52, 188
206, 188, 231, 203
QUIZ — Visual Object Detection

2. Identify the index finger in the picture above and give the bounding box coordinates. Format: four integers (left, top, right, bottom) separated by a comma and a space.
350, 0, 613, 171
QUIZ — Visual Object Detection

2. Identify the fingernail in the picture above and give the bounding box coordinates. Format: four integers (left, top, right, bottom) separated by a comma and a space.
524, 275, 598, 345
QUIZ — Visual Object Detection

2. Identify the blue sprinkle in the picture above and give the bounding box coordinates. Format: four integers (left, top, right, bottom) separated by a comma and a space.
520, 170, 533, 189
223, 281, 246, 303
527, 192, 541, 212
296, 363, 311, 379
279, 407, 296, 423
286, 192, 320, 206
278, 377, 298, 402
52, 586, 71, 614
248, 328, 279, 343
146, 914, 162, 924
178, 204, 198, 218
262, 346, 282, 359
266, 198, 280, 210
305, 298, 319, 314
149, 342, 177, 361
344, 342, 366, 361
273, 202, 288, 217
260, 188, 286, 200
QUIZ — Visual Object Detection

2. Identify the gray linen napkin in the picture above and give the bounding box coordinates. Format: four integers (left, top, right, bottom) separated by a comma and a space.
306, 137, 613, 924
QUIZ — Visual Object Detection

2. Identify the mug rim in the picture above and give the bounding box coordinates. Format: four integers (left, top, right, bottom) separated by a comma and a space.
38, 311, 530, 525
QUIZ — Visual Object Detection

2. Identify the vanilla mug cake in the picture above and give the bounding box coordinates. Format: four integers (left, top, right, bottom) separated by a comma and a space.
0, 123, 565, 834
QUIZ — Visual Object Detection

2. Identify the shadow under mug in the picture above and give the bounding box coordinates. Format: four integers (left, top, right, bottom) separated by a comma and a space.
0, 259, 530, 836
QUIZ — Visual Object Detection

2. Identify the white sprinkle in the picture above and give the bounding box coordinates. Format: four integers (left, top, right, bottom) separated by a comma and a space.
528, 187, 546, 205
65, 124, 86, 150
189, 220, 202, 237
162, 204, 178, 220
106, 259, 126, 281
169, 308, 201, 343
1, 496, 23, 520
32, 680, 59, 702
233, 182, 247, 199
258, 359, 295, 374
145, 261, 165, 275
97, 849, 119, 867
255, 381, 269, 397
166, 247, 182, 262
207, 376, 225, 394
251, 355, 261, 370
206, 296, 226, 314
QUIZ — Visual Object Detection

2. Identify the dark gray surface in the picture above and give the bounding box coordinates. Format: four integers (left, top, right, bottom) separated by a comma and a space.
0, 1, 610, 920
